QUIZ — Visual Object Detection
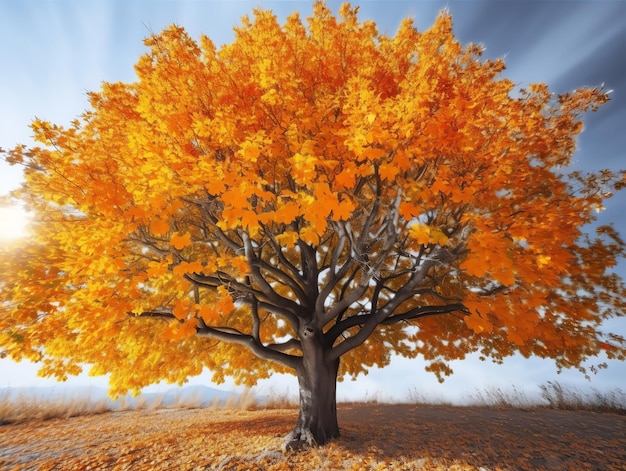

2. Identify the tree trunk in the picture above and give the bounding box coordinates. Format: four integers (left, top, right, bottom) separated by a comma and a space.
283, 326, 340, 449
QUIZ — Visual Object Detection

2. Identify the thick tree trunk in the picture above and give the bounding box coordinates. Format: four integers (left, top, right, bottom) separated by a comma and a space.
283, 326, 340, 449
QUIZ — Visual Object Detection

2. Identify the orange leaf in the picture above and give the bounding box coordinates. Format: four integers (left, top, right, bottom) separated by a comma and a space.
149, 218, 169, 235
173, 300, 191, 320
332, 196, 356, 221
335, 166, 357, 188
359, 147, 386, 161
507, 329, 525, 346
379, 163, 400, 181
409, 223, 431, 245
163, 318, 198, 340
492, 268, 516, 287
215, 286, 235, 315
198, 305, 218, 323
206, 179, 225, 196
299, 225, 320, 246
460, 255, 490, 278
464, 313, 492, 334
273, 201, 300, 225
170, 232, 192, 250
146, 261, 168, 278
430, 179, 450, 194
399, 201, 421, 220
172, 261, 205, 277
230, 256, 249, 274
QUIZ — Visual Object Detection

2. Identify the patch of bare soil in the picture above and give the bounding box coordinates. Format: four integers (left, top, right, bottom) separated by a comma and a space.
0, 404, 624, 470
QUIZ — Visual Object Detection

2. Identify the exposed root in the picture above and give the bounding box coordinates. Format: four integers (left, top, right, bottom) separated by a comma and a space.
282, 427, 317, 451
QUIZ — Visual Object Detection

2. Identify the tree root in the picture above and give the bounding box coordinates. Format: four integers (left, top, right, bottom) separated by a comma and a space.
282, 427, 318, 451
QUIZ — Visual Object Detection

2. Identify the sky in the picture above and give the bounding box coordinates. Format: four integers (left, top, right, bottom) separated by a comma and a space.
0, 0, 625, 402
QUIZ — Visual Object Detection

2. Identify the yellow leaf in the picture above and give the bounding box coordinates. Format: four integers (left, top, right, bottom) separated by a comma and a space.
537, 254, 551, 267
409, 223, 431, 245
146, 261, 168, 278
276, 231, 299, 248
429, 228, 449, 246
291, 152, 318, 181
299, 225, 320, 246
239, 141, 261, 162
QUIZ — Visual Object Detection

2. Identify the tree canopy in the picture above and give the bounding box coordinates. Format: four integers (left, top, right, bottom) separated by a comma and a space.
1, 2, 625, 403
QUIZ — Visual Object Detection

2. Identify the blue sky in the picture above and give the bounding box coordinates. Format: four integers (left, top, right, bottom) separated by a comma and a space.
1, 0, 625, 401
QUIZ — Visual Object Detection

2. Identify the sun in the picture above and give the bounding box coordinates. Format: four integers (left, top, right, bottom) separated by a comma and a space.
0, 205, 31, 241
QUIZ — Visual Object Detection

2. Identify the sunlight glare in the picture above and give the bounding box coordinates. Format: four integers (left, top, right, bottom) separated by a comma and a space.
0, 205, 31, 241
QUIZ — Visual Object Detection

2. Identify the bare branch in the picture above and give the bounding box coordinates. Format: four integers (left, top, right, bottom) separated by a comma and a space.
129, 309, 300, 369
195, 325, 300, 369
328, 247, 454, 360
325, 302, 466, 346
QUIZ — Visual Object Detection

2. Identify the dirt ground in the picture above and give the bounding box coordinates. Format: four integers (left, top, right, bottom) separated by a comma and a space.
0, 404, 624, 470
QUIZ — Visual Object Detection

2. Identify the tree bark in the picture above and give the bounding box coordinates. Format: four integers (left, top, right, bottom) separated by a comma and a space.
283, 325, 340, 449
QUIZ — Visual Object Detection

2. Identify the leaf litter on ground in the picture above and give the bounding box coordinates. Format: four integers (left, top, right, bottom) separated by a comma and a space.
1, 402, 624, 470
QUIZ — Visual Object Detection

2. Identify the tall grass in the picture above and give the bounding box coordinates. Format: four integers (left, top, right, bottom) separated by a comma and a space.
539, 380, 626, 413
464, 385, 535, 409
1, 381, 624, 425
0, 385, 297, 425
462, 381, 626, 413
0, 388, 110, 424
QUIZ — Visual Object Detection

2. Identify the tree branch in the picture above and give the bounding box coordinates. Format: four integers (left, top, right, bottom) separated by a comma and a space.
195, 325, 300, 369
242, 232, 304, 317
381, 303, 468, 325
328, 246, 455, 360
129, 309, 300, 369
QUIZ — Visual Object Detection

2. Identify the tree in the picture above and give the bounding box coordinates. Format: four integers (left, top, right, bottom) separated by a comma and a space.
1, 2, 625, 448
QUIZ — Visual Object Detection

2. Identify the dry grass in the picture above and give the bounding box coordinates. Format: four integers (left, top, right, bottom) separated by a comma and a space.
0, 388, 110, 424
0, 386, 266, 425
459, 381, 626, 414
2, 381, 625, 470
538, 380, 626, 414
1, 381, 624, 426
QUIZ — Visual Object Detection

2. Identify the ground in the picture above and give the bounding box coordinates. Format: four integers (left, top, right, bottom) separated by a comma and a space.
0, 404, 624, 470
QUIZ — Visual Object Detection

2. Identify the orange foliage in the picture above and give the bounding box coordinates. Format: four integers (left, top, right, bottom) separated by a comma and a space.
1, 2, 625, 397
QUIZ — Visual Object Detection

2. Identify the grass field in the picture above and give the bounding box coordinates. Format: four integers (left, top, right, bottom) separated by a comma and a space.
2, 381, 623, 425
0, 382, 624, 470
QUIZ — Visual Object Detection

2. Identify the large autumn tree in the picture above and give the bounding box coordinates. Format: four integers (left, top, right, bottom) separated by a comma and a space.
1, 2, 625, 447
